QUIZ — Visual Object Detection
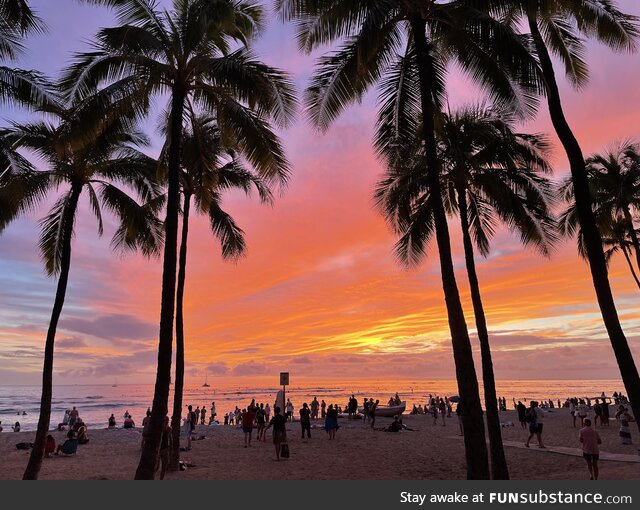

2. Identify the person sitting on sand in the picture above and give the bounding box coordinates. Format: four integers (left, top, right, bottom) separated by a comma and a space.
44, 434, 56, 457
265, 406, 287, 461
12, 421, 20, 432
56, 430, 78, 455
123, 414, 135, 429
77, 421, 89, 444
386, 415, 403, 432
579, 419, 601, 480
108, 414, 116, 429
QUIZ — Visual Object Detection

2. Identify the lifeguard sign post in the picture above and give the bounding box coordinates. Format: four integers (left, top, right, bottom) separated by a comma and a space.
280, 372, 289, 413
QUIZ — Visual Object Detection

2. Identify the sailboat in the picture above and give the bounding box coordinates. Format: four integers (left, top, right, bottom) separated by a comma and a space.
202, 374, 210, 388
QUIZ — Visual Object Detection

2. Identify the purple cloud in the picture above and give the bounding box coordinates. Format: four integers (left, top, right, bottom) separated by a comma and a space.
59, 314, 156, 341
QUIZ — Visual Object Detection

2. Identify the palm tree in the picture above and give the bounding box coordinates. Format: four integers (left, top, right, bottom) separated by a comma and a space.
71, 0, 295, 478
0, 0, 52, 107
560, 144, 640, 291
0, 87, 163, 480
586, 142, 640, 270
168, 112, 285, 470
277, 0, 544, 479
1, 0, 55, 221
376, 104, 556, 479
501, 0, 640, 428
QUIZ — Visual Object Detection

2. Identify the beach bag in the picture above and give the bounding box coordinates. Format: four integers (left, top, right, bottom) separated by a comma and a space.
280, 441, 290, 459
15, 442, 33, 450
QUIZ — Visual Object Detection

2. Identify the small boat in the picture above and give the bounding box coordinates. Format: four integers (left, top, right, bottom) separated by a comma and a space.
202, 374, 210, 388
360, 401, 407, 417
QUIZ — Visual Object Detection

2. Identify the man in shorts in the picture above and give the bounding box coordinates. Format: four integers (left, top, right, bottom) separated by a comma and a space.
579, 418, 602, 480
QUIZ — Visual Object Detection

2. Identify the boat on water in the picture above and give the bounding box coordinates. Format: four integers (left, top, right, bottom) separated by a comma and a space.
359, 401, 407, 417
202, 374, 210, 387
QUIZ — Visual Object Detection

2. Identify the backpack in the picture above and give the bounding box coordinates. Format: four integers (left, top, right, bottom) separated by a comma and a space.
525, 408, 537, 424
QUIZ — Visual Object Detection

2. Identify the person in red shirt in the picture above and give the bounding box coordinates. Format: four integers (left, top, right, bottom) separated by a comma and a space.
44, 434, 56, 458
579, 418, 602, 480
241, 407, 256, 448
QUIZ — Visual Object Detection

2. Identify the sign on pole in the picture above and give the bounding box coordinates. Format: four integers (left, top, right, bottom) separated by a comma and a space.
280, 372, 289, 386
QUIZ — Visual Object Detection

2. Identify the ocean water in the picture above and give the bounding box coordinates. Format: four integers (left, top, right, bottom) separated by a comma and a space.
0, 379, 625, 432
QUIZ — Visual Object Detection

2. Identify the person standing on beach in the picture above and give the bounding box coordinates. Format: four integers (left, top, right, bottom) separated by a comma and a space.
579, 418, 601, 480
300, 403, 311, 440
311, 397, 319, 420
324, 404, 339, 439
265, 403, 271, 423
525, 401, 546, 449
157, 416, 172, 480
68, 406, 79, 428
370, 400, 379, 429
362, 398, 370, 425
438, 399, 446, 426
210, 402, 216, 424
516, 401, 527, 430
321, 400, 326, 419
285, 399, 294, 421
265, 406, 287, 461
201, 406, 207, 425
256, 404, 266, 441
615, 406, 635, 444
241, 407, 256, 447
456, 401, 463, 436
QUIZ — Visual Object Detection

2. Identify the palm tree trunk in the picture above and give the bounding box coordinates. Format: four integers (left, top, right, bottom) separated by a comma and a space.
457, 187, 509, 479
529, 14, 640, 432
135, 86, 186, 479
620, 244, 640, 290
622, 207, 640, 273
170, 191, 191, 471
410, 14, 489, 480
23, 184, 81, 480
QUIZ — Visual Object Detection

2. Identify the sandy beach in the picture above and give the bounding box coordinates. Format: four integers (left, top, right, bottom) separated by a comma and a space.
1, 409, 638, 480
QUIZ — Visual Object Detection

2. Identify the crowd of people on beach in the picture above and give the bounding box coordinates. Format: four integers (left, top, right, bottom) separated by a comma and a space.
5, 387, 636, 480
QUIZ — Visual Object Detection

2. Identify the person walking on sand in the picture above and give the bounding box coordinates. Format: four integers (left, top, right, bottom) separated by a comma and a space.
300, 402, 311, 440
525, 401, 546, 449
579, 418, 601, 480
241, 407, 256, 447
456, 401, 463, 436
438, 398, 447, 426
516, 401, 527, 430
265, 403, 271, 423
256, 403, 266, 441
265, 406, 287, 461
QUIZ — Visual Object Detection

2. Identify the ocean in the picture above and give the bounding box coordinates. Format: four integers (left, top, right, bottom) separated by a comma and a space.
0, 379, 624, 432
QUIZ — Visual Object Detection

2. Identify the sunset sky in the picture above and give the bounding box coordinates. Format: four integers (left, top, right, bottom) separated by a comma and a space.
1, 0, 639, 386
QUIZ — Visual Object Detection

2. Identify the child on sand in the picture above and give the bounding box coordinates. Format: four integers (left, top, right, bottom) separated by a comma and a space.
265, 406, 287, 461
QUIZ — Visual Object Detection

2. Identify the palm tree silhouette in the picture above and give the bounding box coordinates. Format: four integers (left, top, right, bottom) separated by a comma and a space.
560, 142, 640, 290
507, 0, 640, 428
168, 112, 285, 470
0, 87, 163, 480
278, 0, 543, 479
71, 0, 295, 478
376, 104, 556, 480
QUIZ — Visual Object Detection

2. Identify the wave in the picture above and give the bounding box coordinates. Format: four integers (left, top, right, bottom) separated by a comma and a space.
85, 395, 103, 400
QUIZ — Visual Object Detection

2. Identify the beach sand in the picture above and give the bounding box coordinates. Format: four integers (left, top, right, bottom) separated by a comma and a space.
1, 410, 638, 480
